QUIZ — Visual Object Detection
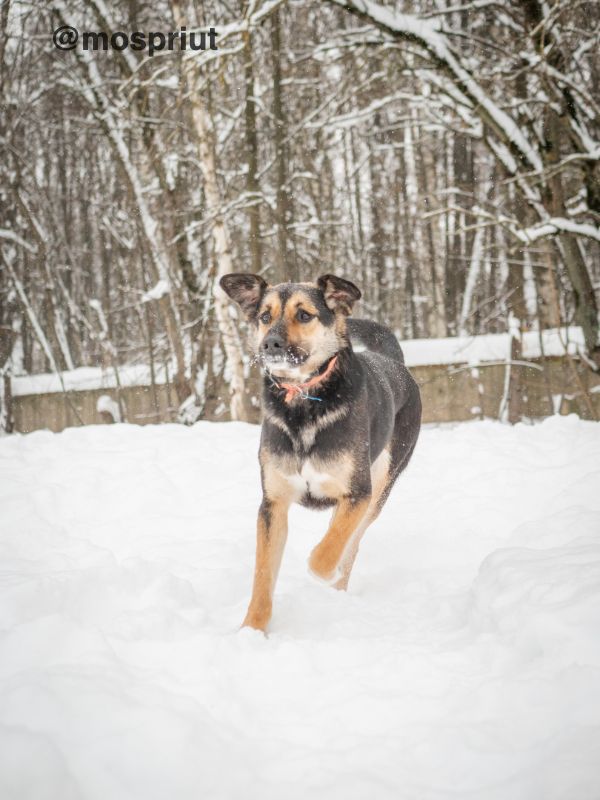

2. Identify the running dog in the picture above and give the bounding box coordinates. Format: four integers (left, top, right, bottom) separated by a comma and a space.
220, 273, 421, 632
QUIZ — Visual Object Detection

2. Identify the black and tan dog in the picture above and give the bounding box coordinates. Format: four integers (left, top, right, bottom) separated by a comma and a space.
220, 273, 421, 632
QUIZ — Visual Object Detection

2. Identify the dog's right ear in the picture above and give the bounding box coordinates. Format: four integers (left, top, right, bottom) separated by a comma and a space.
219, 273, 268, 320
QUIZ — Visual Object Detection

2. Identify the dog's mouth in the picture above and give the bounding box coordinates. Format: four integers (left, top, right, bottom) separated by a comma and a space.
256, 347, 309, 377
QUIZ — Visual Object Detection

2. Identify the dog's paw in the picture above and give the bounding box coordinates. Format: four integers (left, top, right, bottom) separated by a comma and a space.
239, 622, 268, 638
241, 615, 269, 633
308, 545, 341, 586
242, 602, 272, 633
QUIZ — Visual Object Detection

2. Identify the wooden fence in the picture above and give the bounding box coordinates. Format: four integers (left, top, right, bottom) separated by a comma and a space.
8, 354, 600, 434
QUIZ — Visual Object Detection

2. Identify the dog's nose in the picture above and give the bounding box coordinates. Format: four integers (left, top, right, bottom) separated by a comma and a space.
262, 334, 285, 354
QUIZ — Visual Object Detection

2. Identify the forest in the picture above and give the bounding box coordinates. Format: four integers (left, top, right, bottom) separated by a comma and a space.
1, 0, 599, 424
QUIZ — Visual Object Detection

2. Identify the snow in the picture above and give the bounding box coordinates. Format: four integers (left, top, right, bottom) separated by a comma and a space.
96, 394, 121, 423
401, 326, 587, 367
141, 279, 170, 303
517, 217, 600, 245
0, 228, 37, 253
11, 363, 172, 398
1, 416, 600, 799
10, 327, 588, 398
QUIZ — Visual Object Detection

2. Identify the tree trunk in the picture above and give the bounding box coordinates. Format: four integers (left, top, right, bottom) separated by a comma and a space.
271, 9, 290, 282
243, 13, 262, 276
172, 0, 249, 421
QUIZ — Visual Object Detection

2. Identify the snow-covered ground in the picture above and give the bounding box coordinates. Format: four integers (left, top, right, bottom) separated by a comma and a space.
1, 416, 600, 800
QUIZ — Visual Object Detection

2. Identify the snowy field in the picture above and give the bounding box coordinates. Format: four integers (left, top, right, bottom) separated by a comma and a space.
1, 416, 600, 800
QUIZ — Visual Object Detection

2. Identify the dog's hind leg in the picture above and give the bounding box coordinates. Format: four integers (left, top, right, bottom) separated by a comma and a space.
333, 392, 421, 591
332, 448, 391, 590
331, 513, 372, 591
242, 497, 289, 632
308, 495, 371, 585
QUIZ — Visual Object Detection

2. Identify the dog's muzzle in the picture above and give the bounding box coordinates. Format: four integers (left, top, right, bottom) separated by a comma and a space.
260, 334, 308, 369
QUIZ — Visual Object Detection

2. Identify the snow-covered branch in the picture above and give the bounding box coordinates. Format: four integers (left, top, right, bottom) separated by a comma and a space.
0, 229, 37, 254
516, 218, 600, 245
326, 0, 543, 171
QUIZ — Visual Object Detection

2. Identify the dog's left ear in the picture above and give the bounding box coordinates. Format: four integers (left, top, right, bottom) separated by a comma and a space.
317, 274, 361, 315
219, 273, 268, 320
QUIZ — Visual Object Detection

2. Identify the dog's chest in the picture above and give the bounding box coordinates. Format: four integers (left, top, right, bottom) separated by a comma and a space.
261, 407, 355, 502
287, 460, 333, 499
282, 452, 355, 503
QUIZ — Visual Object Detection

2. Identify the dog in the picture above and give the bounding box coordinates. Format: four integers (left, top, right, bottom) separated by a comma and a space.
220, 273, 421, 632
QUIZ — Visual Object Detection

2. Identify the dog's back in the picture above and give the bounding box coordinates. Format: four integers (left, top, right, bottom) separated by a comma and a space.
347, 317, 418, 425
347, 317, 405, 364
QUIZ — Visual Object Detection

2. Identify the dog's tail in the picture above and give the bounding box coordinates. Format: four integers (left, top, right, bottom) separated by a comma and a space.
347, 318, 404, 364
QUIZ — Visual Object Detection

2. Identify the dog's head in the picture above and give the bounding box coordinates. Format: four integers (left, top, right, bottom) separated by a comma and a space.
219, 274, 361, 379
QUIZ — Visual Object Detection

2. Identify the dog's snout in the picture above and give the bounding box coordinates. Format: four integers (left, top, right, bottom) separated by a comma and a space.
262, 333, 285, 353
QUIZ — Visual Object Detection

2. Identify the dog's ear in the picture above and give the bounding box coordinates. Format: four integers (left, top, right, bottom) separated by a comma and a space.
317, 274, 361, 315
219, 273, 268, 320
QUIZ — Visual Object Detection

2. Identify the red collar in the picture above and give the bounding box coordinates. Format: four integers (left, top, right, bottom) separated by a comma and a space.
277, 355, 338, 403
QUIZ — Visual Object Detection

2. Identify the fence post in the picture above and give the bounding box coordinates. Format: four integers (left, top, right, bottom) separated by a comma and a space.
1, 371, 14, 433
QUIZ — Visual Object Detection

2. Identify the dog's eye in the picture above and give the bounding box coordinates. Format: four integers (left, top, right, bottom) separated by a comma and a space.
297, 309, 314, 323
259, 311, 271, 325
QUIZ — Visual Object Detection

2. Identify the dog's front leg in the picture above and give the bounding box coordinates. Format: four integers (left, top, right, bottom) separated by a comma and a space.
308, 495, 371, 584
243, 498, 289, 632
